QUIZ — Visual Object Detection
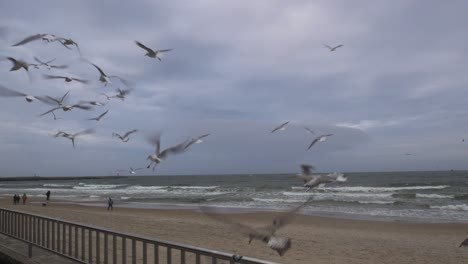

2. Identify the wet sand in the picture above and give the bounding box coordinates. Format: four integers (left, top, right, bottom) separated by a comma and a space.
1, 198, 467, 264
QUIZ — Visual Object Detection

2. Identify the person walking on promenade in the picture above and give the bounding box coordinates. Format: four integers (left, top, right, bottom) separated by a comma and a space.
107, 197, 114, 211
22, 193, 27, 205
46, 190, 51, 201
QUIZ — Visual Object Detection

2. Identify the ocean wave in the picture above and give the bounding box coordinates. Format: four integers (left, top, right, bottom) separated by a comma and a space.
392, 193, 416, 199
125, 186, 168, 190
169, 186, 219, 189
357, 200, 395, 205
43, 183, 73, 187
416, 194, 453, 199
252, 198, 306, 203
454, 194, 468, 200
283, 191, 393, 198
431, 204, 468, 211
73, 184, 125, 190
318, 185, 450, 192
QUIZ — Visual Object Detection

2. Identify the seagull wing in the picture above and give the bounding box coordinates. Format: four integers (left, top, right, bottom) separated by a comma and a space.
135, 41, 154, 54
300, 164, 314, 176
323, 44, 333, 50
34, 57, 46, 65
50, 64, 68, 69
12, 34, 43, 46
40, 107, 61, 116
158, 49, 173, 53
0, 85, 26, 97
45, 58, 57, 64
271, 121, 289, 133
97, 110, 109, 119
147, 133, 162, 155
72, 104, 93, 110
71, 78, 89, 84
159, 139, 189, 159
91, 63, 107, 77
123, 129, 138, 138
60, 90, 70, 104
333, 44, 343, 50
43, 74, 65, 80
307, 137, 321, 150
74, 128, 96, 137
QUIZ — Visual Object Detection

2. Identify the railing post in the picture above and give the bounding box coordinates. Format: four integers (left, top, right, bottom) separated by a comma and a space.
132, 239, 136, 264
28, 243, 32, 258
47, 220, 51, 249
81, 227, 85, 261
154, 244, 159, 264
181, 250, 185, 264
96, 231, 100, 264
143, 241, 147, 264
122, 237, 126, 264
89, 229, 93, 264
75, 225, 78, 259
52, 221, 56, 251
68, 224, 72, 256
42, 218, 46, 246
112, 235, 117, 264
62, 223, 66, 254
167, 247, 171, 264
104, 233, 108, 264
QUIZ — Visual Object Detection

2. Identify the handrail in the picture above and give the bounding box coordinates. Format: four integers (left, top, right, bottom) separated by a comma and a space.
0, 208, 279, 264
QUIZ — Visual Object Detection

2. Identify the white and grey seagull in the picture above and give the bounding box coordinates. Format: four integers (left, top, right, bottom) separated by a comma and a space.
12, 33, 60, 46
307, 134, 333, 150
85, 61, 131, 87
88, 110, 109, 122
40, 103, 92, 117
0, 84, 47, 103
296, 164, 347, 191
323, 44, 343, 52
184, 134, 210, 150
79, 100, 107, 106
42, 90, 71, 107
200, 197, 313, 257
271, 121, 290, 133
53, 128, 95, 149
146, 133, 190, 171
43, 74, 89, 84
3, 57, 31, 78
58, 38, 82, 56
112, 129, 138, 142
135, 41, 173, 61
129, 167, 143, 175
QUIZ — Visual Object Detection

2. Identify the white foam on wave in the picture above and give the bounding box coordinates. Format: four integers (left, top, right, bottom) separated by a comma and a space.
121, 197, 131, 200
73, 184, 125, 190
170, 186, 219, 189
126, 186, 167, 190
431, 204, 468, 211
252, 198, 306, 203
416, 194, 453, 199
318, 185, 449, 192
43, 183, 73, 187
358, 200, 395, 205
283, 191, 393, 199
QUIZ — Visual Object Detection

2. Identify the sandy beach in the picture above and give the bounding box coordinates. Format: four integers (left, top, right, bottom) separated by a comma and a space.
1, 198, 467, 264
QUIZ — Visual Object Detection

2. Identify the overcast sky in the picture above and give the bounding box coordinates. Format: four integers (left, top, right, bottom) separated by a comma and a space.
0, 0, 467, 177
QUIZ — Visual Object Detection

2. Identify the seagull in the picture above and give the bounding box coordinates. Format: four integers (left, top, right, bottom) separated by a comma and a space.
84, 61, 131, 87
307, 134, 333, 150
42, 90, 71, 107
135, 41, 173, 61
53, 128, 95, 149
296, 164, 347, 191
129, 167, 143, 175
88, 110, 109, 122
58, 38, 81, 56
4, 57, 30, 75
0, 84, 48, 103
40, 103, 92, 117
43, 74, 89, 84
459, 238, 468, 248
79, 100, 107, 106
146, 133, 190, 171
184, 134, 211, 150
323, 44, 343, 52
200, 197, 313, 256
12, 33, 60, 46
271, 121, 290, 133
114, 88, 131, 100
304, 127, 315, 135
112, 129, 138, 142
33, 57, 67, 70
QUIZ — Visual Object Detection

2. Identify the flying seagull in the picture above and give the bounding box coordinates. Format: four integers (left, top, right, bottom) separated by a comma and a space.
88, 110, 109, 122
307, 134, 333, 150
146, 133, 190, 171
42, 90, 71, 107
4, 57, 31, 79
112, 129, 138, 142
296, 164, 347, 191
304, 127, 315, 135
12, 33, 59, 46
40, 103, 92, 117
200, 197, 313, 256
323, 44, 343, 52
129, 167, 143, 175
51, 111, 63, 120
271, 121, 290, 133
79, 100, 107, 106
459, 238, 468, 248
84, 60, 131, 87
135, 41, 173, 61
43, 74, 89, 84
53, 128, 95, 149
33, 57, 67, 70
184, 134, 211, 150
58, 38, 81, 56
0, 84, 47, 103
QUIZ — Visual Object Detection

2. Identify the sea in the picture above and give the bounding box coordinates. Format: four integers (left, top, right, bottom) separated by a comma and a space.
1, 171, 468, 223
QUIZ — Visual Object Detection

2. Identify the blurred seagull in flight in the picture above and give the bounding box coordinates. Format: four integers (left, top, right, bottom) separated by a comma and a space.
459, 238, 468, 248
32, 57, 67, 70
304, 127, 315, 135
88, 110, 109, 122
3, 57, 31, 80
146, 133, 190, 171
43, 74, 88, 84
80, 100, 107, 106
12, 33, 60, 46
112, 129, 138, 142
40, 103, 92, 117
83, 60, 131, 87
271, 121, 290, 133
296, 164, 347, 191
323, 44, 343, 52
200, 197, 313, 256
53, 128, 95, 149
184, 134, 210, 150
42, 90, 70, 107
129, 167, 143, 175
135, 41, 173, 61
58, 38, 82, 56
0, 84, 47, 103
307, 134, 333, 150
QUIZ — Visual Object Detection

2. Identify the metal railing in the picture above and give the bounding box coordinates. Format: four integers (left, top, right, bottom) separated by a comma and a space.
0, 208, 278, 264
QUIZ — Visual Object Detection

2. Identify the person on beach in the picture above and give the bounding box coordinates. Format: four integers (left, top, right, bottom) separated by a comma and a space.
46, 190, 51, 201
107, 197, 114, 211
22, 193, 27, 205
13, 194, 17, 205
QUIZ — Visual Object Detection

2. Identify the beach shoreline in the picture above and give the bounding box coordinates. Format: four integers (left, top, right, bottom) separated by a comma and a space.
1, 198, 467, 264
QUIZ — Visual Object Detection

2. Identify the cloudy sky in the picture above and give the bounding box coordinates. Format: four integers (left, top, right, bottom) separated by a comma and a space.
0, 0, 467, 176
